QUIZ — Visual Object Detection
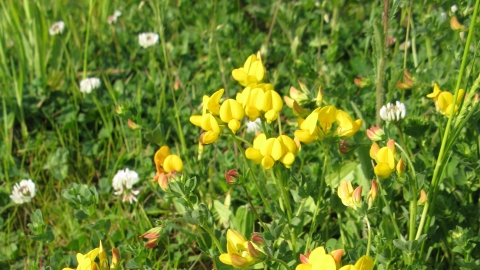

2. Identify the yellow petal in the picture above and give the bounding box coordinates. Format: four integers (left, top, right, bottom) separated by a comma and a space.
253, 133, 266, 149
246, 148, 263, 164
190, 115, 203, 127
228, 119, 241, 133
219, 254, 233, 266
163, 155, 184, 173
308, 247, 326, 265
296, 265, 313, 270
232, 68, 246, 85
375, 162, 395, 178
264, 110, 278, 124
354, 255, 374, 270
294, 129, 318, 144
154, 146, 170, 167
280, 152, 295, 167
261, 155, 275, 170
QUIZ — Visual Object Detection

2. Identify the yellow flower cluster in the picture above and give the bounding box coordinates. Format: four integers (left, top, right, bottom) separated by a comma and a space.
427, 83, 465, 117
294, 106, 362, 144
245, 133, 300, 170
296, 246, 374, 270
370, 140, 405, 179
152, 146, 184, 190
190, 53, 284, 144
62, 241, 119, 270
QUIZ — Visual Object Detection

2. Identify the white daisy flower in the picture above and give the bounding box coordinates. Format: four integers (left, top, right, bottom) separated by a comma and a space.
138, 32, 159, 48
10, 179, 36, 205
380, 101, 406, 123
112, 168, 140, 204
49, 21, 65, 36
246, 118, 262, 134
79, 77, 101, 94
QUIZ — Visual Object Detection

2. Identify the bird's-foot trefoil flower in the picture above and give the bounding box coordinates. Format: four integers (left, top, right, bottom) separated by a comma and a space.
427, 83, 465, 117
296, 246, 344, 270
152, 146, 184, 191
219, 229, 265, 269
232, 53, 265, 86
370, 140, 397, 179
245, 133, 300, 169
338, 255, 374, 270
337, 180, 363, 210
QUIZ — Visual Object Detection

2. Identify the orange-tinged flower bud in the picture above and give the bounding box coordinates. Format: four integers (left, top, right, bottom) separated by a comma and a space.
418, 189, 427, 205
140, 227, 163, 239
330, 249, 345, 264
368, 180, 378, 209
370, 142, 380, 160
225, 169, 239, 184
450, 16, 467, 31
111, 248, 120, 269
354, 76, 369, 88
247, 241, 266, 260
300, 253, 310, 264
352, 186, 363, 207
144, 238, 158, 249
397, 158, 406, 177
387, 139, 396, 152
127, 119, 141, 130
251, 233, 265, 247
366, 126, 385, 141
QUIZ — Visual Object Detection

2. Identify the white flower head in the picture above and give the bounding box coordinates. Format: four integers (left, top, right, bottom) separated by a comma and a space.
79, 77, 101, 94
49, 21, 65, 36
380, 101, 406, 123
107, 10, 122, 25
138, 32, 159, 48
10, 179, 36, 204
451, 5, 458, 13
112, 168, 140, 204
246, 118, 262, 134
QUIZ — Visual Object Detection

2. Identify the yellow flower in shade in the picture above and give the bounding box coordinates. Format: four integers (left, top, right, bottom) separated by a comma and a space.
427, 84, 465, 117
232, 53, 265, 86
337, 180, 362, 210
62, 248, 100, 270
220, 99, 245, 133
335, 110, 363, 138
152, 146, 184, 190
255, 89, 283, 124
296, 246, 344, 270
219, 229, 256, 269
370, 141, 396, 179
236, 83, 282, 123
338, 255, 374, 270
245, 133, 300, 169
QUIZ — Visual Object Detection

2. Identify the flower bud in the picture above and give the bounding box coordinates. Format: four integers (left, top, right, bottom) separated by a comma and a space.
140, 227, 162, 239
99, 241, 109, 270
370, 142, 380, 160
127, 119, 142, 130
450, 16, 467, 31
110, 248, 120, 269
251, 233, 265, 247
144, 238, 159, 249
115, 105, 125, 115
418, 189, 427, 205
367, 180, 378, 209
387, 139, 396, 153
366, 126, 385, 141
396, 158, 406, 177
247, 241, 266, 260
339, 140, 356, 154
225, 169, 239, 184
316, 86, 323, 106
354, 76, 369, 88
352, 186, 363, 207
330, 249, 345, 265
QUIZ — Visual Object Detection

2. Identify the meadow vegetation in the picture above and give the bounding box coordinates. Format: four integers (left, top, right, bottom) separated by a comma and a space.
1, 0, 480, 269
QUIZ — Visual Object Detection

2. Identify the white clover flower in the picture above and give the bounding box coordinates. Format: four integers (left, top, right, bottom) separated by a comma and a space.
246, 118, 262, 134
49, 21, 65, 36
107, 10, 122, 25
79, 77, 101, 94
112, 168, 140, 204
138, 32, 159, 48
380, 101, 406, 123
451, 5, 458, 13
10, 179, 36, 205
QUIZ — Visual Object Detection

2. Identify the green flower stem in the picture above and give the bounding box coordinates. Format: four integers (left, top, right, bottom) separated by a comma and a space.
91, 94, 113, 146
395, 123, 413, 158
201, 225, 225, 254
242, 185, 268, 232
365, 216, 372, 257
415, 0, 480, 240
82, 0, 94, 79
269, 256, 291, 270
230, 131, 273, 216
304, 144, 329, 253
376, 179, 402, 239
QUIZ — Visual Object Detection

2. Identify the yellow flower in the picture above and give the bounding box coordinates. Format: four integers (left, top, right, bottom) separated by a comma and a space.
220, 99, 245, 133
337, 180, 362, 210
294, 106, 337, 143
256, 89, 283, 123
296, 246, 344, 270
99, 241, 108, 270
338, 255, 374, 270
232, 53, 265, 86
236, 83, 283, 123
203, 88, 225, 116
190, 113, 222, 144
62, 248, 100, 270
219, 229, 256, 269
427, 83, 465, 117
335, 110, 362, 138
245, 133, 299, 169
152, 147, 184, 190
370, 141, 396, 179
